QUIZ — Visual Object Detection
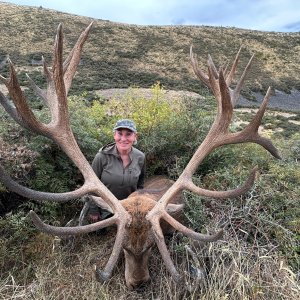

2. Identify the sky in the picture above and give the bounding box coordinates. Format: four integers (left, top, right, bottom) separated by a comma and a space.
2, 0, 300, 32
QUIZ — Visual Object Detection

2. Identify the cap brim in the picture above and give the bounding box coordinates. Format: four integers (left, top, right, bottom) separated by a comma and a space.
114, 126, 137, 132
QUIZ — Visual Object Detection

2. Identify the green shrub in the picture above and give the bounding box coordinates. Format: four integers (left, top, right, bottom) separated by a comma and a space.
0, 83, 212, 217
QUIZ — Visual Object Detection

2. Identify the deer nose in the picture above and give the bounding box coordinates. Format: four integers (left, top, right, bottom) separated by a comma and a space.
127, 277, 150, 290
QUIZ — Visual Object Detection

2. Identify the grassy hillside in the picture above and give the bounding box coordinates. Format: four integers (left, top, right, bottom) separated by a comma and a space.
1, 2, 300, 98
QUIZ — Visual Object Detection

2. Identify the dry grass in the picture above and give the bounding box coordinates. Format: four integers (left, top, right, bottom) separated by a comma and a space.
0, 208, 298, 300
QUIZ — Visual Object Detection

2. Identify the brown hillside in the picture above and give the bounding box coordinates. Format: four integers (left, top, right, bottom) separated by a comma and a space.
0, 2, 300, 98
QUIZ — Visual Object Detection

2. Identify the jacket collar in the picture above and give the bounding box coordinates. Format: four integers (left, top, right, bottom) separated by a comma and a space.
101, 142, 133, 160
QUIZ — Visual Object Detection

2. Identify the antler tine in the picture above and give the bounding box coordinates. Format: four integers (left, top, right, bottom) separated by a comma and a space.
29, 210, 117, 235
24, 56, 52, 109
30, 200, 129, 282
96, 220, 129, 281
29, 193, 129, 282
184, 167, 257, 198
190, 45, 210, 88
156, 223, 222, 284
30, 211, 129, 278
164, 213, 223, 242
0, 59, 48, 135
207, 54, 219, 79
151, 221, 182, 283
207, 67, 234, 128
222, 61, 229, 77
51, 23, 67, 122
26, 73, 48, 106
0, 164, 92, 201
218, 69, 234, 123
63, 22, 93, 94
191, 45, 254, 107
225, 46, 242, 86
0, 91, 29, 129
233, 87, 281, 159
42, 56, 52, 83
230, 53, 255, 106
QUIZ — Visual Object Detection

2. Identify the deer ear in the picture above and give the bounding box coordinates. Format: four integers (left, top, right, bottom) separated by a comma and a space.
90, 196, 114, 213
166, 203, 184, 215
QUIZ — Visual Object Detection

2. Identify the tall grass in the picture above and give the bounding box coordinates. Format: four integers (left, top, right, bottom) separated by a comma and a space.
0, 205, 298, 299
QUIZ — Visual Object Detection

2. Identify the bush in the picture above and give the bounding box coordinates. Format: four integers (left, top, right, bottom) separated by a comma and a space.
0, 83, 211, 216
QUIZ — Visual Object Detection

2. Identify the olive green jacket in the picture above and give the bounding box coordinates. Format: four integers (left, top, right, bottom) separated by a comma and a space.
88, 142, 145, 214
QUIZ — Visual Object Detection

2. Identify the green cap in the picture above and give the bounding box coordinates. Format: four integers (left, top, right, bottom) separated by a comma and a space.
113, 119, 137, 132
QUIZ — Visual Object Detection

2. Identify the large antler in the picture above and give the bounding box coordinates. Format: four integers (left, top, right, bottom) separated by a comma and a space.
146, 46, 281, 282
0, 23, 131, 280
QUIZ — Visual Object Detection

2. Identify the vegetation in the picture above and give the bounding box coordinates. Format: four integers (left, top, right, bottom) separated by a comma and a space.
1, 2, 300, 98
0, 83, 299, 299
0, 2, 299, 299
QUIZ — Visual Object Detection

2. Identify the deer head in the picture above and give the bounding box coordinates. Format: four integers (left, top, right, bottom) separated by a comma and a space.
118, 177, 184, 289
0, 24, 280, 289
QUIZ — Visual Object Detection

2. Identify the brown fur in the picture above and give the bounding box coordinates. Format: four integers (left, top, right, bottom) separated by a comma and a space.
119, 176, 184, 289
121, 196, 156, 254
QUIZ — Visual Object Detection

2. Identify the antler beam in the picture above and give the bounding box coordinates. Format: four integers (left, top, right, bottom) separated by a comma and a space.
147, 46, 280, 281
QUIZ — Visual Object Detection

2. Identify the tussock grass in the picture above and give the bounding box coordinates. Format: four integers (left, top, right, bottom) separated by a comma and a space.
1, 196, 299, 300
181, 236, 299, 299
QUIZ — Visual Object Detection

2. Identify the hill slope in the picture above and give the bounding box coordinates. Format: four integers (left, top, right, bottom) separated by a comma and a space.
0, 2, 300, 99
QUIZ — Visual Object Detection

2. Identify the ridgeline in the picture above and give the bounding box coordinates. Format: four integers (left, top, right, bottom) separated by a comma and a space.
0, 1, 300, 99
